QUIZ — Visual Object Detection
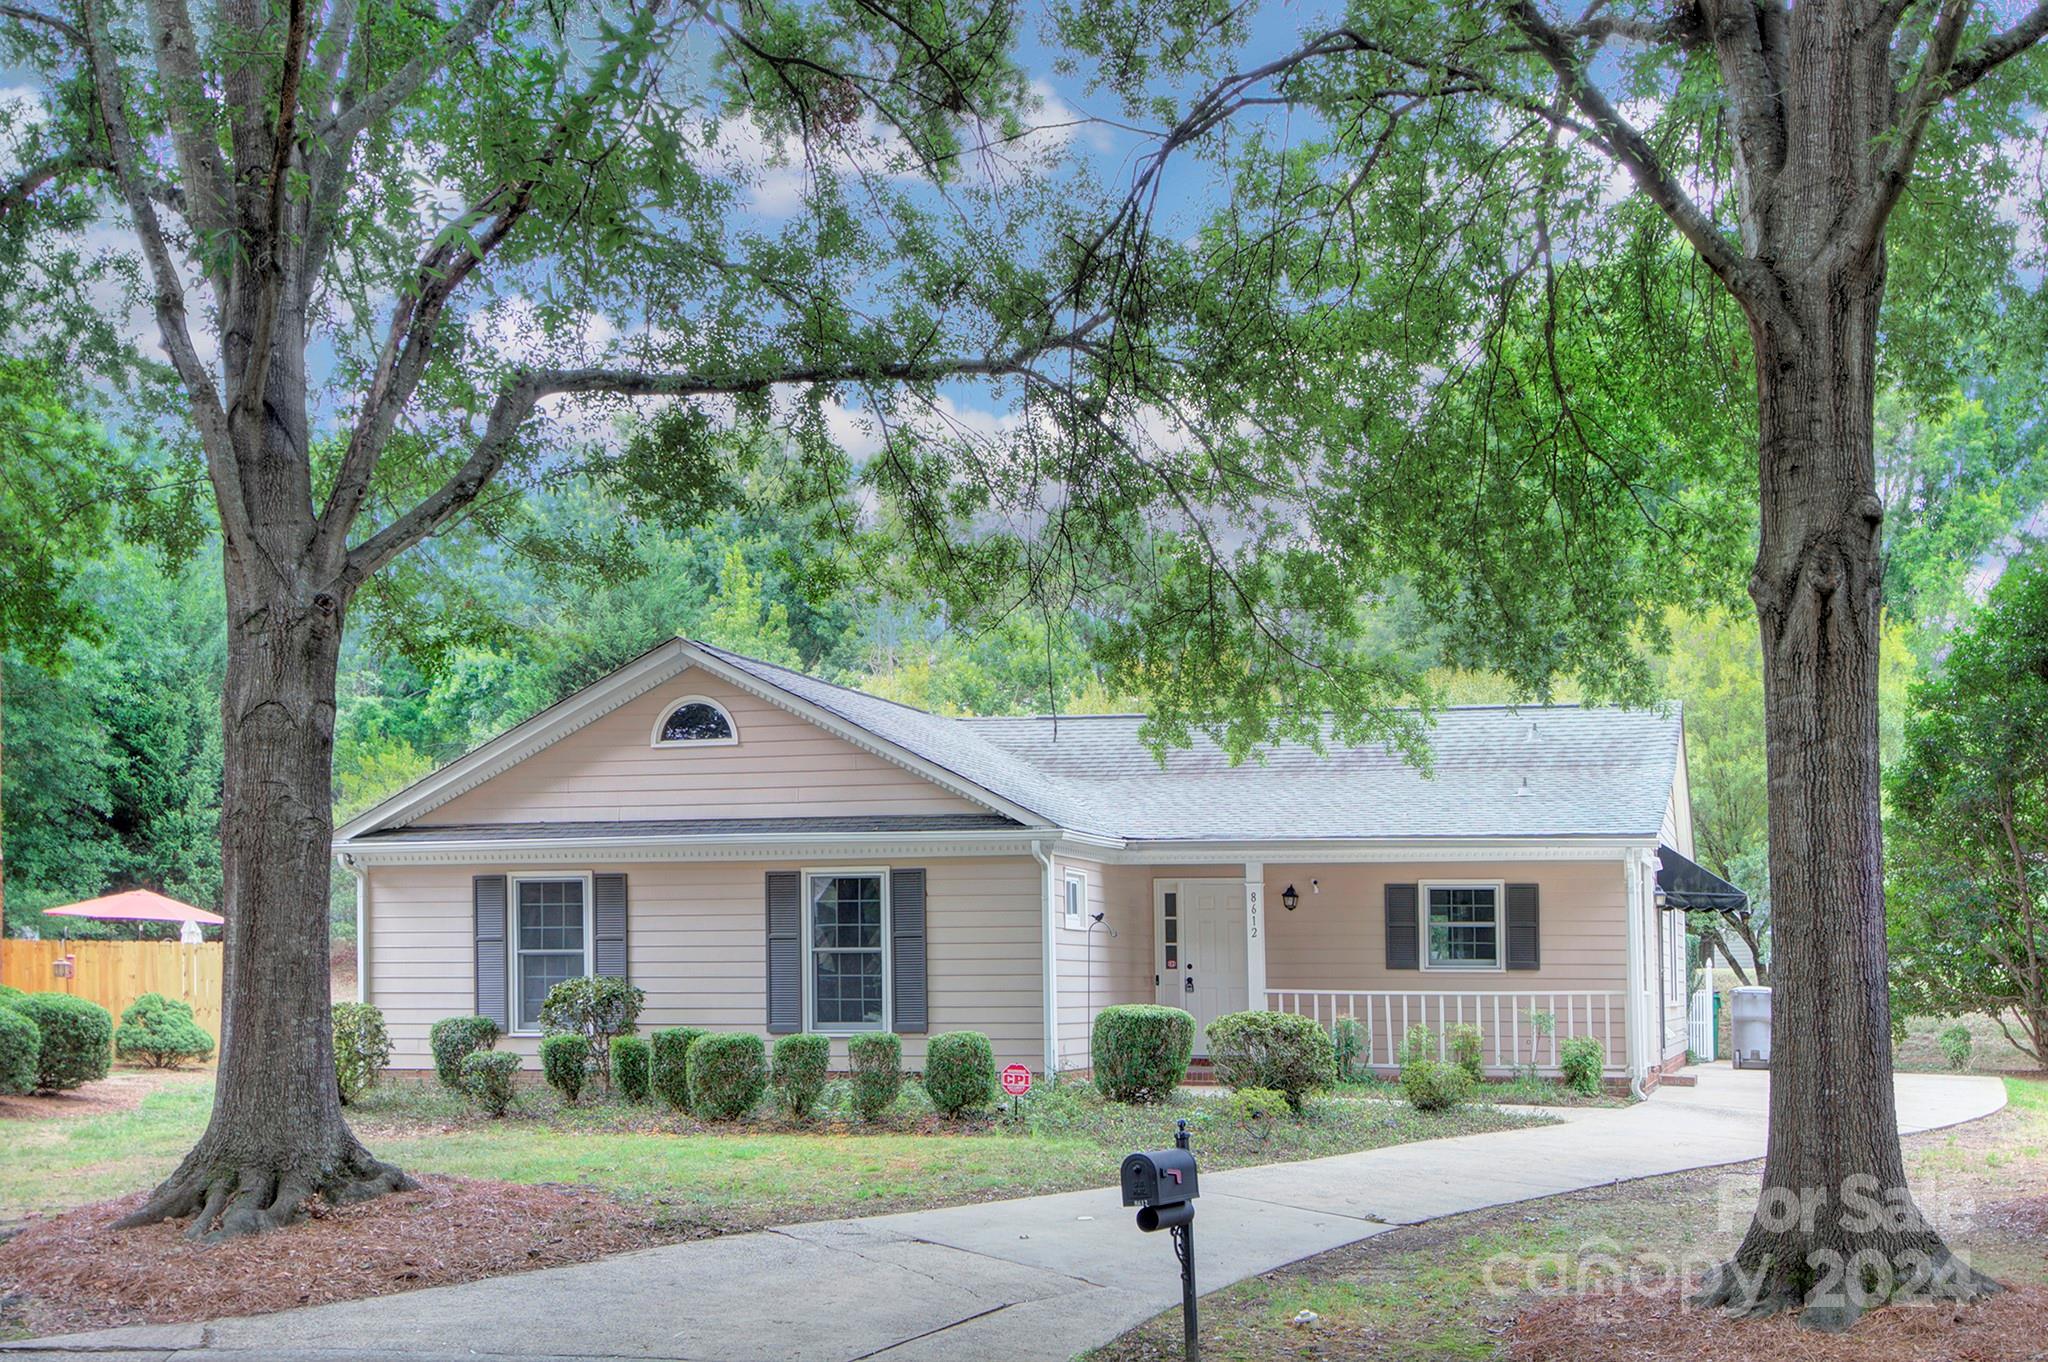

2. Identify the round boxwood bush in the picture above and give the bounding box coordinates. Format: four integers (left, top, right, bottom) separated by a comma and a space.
1092, 1005, 1194, 1104
8, 993, 112, 1091
1204, 1009, 1338, 1112
332, 1002, 391, 1103
1400, 1057, 1474, 1111
1223, 1085, 1291, 1123
540, 1033, 590, 1103
0, 1005, 40, 1096
924, 1031, 995, 1118
1558, 1036, 1606, 1096
651, 1026, 707, 1112
114, 992, 215, 1069
462, 1050, 522, 1117
847, 1031, 902, 1121
430, 1016, 499, 1089
612, 1034, 651, 1102
773, 1033, 831, 1119
688, 1032, 767, 1120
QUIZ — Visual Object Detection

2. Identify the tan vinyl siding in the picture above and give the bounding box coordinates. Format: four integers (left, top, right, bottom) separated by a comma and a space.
1051, 858, 1158, 1070
425, 669, 986, 824
363, 856, 1045, 1071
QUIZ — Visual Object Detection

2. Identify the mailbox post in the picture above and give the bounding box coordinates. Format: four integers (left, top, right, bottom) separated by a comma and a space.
1121, 1118, 1200, 1361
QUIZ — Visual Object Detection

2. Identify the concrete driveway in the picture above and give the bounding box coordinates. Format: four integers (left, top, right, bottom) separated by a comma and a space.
2, 1066, 2005, 1362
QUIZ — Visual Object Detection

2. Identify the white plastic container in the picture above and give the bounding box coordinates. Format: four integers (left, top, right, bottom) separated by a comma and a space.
1730, 986, 1772, 1069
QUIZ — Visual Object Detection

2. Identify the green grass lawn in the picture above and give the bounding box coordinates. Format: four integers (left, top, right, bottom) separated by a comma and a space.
0, 1070, 1548, 1230
1090, 1077, 2048, 1362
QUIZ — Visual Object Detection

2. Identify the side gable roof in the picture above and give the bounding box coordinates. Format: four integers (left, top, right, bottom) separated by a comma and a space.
338, 637, 1686, 846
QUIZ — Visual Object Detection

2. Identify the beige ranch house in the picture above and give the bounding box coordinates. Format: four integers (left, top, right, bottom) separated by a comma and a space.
337, 638, 1731, 1091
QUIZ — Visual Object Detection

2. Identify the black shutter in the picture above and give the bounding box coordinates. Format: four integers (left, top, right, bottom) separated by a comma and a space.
766, 871, 801, 1034
594, 873, 629, 978
1505, 883, 1540, 970
891, 868, 928, 1034
474, 875, 509, 1030
1385, 883, 1419, 970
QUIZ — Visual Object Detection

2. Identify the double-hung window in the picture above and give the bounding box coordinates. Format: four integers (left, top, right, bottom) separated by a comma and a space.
1423, 883, 1501, 970
514, 876, 590, 1030
808, 870, 887, 1031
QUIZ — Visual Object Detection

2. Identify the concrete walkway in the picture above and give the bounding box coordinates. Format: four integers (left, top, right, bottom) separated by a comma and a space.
3, 1067, 2004, 1362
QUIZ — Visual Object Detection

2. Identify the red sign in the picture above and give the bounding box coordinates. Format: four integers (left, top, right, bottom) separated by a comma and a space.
1000, 1063, 1033, 1097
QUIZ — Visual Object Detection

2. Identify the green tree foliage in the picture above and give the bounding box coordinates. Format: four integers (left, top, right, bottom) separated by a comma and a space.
1887, 556, 2048, 1065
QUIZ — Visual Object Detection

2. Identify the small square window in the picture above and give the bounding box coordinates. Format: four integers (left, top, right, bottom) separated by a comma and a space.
1063, 871, 1087, 929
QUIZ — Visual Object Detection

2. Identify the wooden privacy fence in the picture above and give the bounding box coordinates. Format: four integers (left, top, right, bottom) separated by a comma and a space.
1, 940, 224, 1042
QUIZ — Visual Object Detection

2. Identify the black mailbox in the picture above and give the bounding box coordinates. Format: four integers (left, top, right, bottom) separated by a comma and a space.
1121, 1148, 1199, 1208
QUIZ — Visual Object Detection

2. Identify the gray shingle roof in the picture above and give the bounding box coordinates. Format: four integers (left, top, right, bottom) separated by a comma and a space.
699, 642, 1681, 842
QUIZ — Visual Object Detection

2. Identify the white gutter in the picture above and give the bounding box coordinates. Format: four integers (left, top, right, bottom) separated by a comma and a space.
1623, 848, 1649, 1098
1031, 839, 1060, 1076
339, 853, 367, 1005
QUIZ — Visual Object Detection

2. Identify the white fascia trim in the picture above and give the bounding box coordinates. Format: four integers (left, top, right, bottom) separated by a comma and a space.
1099, 837, 1654, 865
336, 641, 693, 840
334, 829, 1056, 867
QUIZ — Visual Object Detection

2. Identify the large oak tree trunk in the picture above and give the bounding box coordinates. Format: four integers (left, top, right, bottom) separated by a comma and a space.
1696, 264, 1996, 1327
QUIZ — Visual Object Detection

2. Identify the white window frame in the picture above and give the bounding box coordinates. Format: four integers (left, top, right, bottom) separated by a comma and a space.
802, 866, 891, 1035
1063, 868, 1088, 930
649, 693, 740, 748
509, 871, 595, 1034
1418, 879, 1506, 972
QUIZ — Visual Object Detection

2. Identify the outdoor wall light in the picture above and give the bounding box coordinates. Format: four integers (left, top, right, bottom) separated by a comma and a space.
1281, 884, 1300, 912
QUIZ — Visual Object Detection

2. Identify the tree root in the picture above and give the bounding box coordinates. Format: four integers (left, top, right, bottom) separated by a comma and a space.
1693, 1242, 2002, 1332
116, 1138, 414, 1242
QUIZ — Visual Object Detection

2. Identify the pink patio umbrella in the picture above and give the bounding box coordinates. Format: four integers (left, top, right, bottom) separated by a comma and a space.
43, 889, 224, 941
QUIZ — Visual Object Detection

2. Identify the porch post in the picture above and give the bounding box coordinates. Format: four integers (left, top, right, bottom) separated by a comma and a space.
1243, 861, 1267, 1010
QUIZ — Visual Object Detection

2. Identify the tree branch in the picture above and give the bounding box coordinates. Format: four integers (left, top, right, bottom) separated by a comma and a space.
317, 0, 504, 152
0, 1, 80, 43
143, 0, 236, 250
1950, 0, 2048, 88
339, 319, 1108, 585
1509, 0, 1761, 302
1839, 0, 1972, 268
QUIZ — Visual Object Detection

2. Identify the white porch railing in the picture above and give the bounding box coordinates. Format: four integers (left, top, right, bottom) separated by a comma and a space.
1264, 989, 1626, 1074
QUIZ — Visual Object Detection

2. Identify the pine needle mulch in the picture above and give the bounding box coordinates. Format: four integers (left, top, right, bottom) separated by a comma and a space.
0, 1175, 702, 1339
1510, 1283, 2048, 1362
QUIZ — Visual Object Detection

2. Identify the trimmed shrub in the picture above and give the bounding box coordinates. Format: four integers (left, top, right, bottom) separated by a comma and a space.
1446, 1023, 1484, 1082
651, 1026, 707, 1112
430, 1016, 499, 1088
612, 1034, 651, 1102
1204, 1010, 1339, 1112
1330, 1017, 1368, 1080
1558, 1036, 1606, 1096
924, 1031, 996, 1118
773, 1033, 832, 1118
1939, 1024, 1974, 1072
461, 1050, 522, 1117
1224, 1086, 1291, 1123
8, 993, 111, 1091
114, 993, 215, 1069
848, 1031, 903, 1121
332, 1002, 391, 1103
0, 984, 26, 1006
1092, 1005, 1194, 1104
540, 1033, 591, 1103
0, 1005, 40, 1096
689, 1032, 767, 1120
539, 977, 645, 1092
1401, 1057, 1474, 1112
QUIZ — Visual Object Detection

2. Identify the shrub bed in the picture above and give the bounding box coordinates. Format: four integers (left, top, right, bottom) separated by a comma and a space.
461, 1051, 521, 1117
5, 993, 112, 1091
114, 993, 214, 1069
772, 1033, 831, 1119
1205, 1010, 1338, 1111
689, 1033, 767, 1120
1092, 1005, 1194, 1104
429, 1017, 498, 1089
331, 1002, 391, 1103
848, 1032, 902, 1120
650, 1026, 707, 1112
612, 1035, 651, 1102
540, 1034, 590, 1103
924, 1032, 995, 1117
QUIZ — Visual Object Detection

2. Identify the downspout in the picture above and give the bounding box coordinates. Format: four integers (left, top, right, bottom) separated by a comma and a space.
1623, 848, 1648, 1099
1031, 840, 1060, 1076
340, 853, 367, 1005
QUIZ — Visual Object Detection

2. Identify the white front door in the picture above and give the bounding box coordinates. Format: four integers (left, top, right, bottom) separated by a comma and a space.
1156, 879, 1249, 1054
